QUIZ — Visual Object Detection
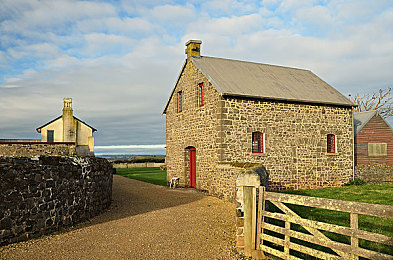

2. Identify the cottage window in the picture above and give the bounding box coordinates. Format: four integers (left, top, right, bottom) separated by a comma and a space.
47, 130, 54, 143
198, 83, 204, 107
327, 134, 336, 153
252, 132, 264, 153
177, 91, 182, 113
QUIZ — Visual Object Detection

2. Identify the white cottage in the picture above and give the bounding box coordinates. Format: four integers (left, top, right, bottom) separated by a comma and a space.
36, 98, 96, 156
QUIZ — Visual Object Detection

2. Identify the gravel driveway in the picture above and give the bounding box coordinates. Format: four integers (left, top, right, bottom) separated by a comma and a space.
0, 174, 239, 259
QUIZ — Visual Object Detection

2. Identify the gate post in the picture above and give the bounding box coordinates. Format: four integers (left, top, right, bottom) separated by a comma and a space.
244, 186, 257, 256
235, 167, 268, 258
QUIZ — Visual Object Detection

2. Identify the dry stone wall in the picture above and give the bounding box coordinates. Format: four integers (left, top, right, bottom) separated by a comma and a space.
0, 156, 113, 246
0, 142, 76, 157
355, 164, 393, 184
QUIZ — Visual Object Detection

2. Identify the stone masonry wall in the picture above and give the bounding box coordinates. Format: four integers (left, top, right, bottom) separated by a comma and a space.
0, 143, 76, 157
166, 59, 222, 192
221, 97, 353, 191
355, 164, 393, 184
0, 156, 113, 246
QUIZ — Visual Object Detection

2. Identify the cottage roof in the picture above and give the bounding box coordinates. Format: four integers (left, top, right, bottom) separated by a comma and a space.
353, 110, 377, 135
163, 56, 353, 113
36, 116, 97, 133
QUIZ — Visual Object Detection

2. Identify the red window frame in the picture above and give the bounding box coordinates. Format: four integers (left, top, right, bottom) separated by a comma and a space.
252, 132, 264, 153
327, 134, 336, 153
178, 91, 182, 113
198, 83, 204, 107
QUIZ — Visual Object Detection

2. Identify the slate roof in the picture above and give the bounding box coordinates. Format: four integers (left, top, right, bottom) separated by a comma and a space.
163, 56, 354, 113
36, 116, 97, 133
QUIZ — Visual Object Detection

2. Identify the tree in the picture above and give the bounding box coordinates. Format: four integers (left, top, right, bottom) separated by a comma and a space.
349, 88, 393, 118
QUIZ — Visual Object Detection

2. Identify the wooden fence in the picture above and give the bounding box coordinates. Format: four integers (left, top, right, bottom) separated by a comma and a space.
243, 186, 393, 259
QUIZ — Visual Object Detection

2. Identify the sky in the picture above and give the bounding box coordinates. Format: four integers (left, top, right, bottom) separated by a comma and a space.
1, 0, 393, 155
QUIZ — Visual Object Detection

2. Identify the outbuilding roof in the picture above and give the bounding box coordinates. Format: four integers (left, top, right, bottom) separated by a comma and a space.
163, 56, 354, 113
36, 116, 97, 133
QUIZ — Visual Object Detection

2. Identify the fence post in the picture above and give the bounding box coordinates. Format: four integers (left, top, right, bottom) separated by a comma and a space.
243, 186, 256, 256
256, 186, 265, 251
350, 213, 359, 260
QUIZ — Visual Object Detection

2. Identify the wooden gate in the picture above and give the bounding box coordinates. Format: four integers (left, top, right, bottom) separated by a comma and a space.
245, 187, 393, 259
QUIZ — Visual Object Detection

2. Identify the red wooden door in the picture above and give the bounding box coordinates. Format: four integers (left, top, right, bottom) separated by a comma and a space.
190, 148, 196, 188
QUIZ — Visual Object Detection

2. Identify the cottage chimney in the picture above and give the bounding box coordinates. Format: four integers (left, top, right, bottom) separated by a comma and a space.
62, 98, 76, 142
185, 40, 202, 59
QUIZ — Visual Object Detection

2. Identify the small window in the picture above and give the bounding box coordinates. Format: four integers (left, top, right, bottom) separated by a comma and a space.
252, 132, 264, 153
47, 130, 54, 143
198, 83, 204, 107
368, 143, 387, 156
327, 134, 336, 153
177, 91, 182, 113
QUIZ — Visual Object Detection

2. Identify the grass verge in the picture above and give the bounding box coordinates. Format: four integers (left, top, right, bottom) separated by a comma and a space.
115, 167, 167, 186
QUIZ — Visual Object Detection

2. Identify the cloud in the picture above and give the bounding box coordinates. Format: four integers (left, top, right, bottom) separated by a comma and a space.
1, 0, 393, 150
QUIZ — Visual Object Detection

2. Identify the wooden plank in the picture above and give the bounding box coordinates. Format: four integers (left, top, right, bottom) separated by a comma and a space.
260, 245, 302, 260
262, 233, 340, 260
263, 223, 349, 258
243, 186, 253, 256
256, 186, 265, 251
265, 192, 393, 219
273, 201, 345, 257
284, 220, 290, 255
351, 213, 359, 260
252, 186, 257, 250
262, 210, 393, 247
262, 213, 393, 260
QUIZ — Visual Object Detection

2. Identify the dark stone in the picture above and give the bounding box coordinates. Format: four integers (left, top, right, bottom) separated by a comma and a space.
252, 165, 269, 190
0, 217, 12, 230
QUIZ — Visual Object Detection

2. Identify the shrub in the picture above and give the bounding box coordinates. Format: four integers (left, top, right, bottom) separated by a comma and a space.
344, 178, 366, 186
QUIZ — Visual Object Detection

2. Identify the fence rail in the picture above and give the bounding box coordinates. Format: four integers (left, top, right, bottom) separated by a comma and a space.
246, 187, 393, 260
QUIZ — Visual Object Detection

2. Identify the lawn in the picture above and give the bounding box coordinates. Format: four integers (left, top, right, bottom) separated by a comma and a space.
273, 184, 393, 258
115, 167, 167, 186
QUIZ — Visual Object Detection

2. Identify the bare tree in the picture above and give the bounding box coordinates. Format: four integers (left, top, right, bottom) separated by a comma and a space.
349, 88, 393, 118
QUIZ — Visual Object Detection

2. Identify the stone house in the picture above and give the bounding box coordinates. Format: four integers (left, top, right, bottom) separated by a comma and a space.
36, 98, 96, 156
163, 40, 354, 200
354, 110, 393, 165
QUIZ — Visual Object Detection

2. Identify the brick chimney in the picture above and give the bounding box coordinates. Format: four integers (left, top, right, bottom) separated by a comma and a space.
62, 98, 76, 142
185, 40, 202, 59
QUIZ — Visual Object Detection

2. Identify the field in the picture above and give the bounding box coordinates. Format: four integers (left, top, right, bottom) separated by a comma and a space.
115, 167, 167, 186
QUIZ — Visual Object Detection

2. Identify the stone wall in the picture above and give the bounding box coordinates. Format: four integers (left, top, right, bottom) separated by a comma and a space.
355, 164, 393, 184
166, 60, 222, 190
0, 142, 76, 157
113, 162, 165, 169
0, 156, 113, 246
221, 97, 354, 191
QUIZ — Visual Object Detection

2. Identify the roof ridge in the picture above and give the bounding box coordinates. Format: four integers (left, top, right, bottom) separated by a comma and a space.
197, 55, 311, 72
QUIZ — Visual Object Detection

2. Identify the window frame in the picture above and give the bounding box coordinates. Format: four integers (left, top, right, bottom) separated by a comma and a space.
177, 91, 183, 113
252, 131, 265, 153
198, 83, 204, 107
327, 134, 336, 153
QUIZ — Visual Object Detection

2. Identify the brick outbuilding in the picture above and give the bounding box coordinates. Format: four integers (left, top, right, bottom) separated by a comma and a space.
163, 40, 355, 200
354, 110, 393, 165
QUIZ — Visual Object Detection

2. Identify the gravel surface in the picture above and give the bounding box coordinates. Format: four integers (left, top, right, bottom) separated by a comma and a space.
0, 175, 240, 259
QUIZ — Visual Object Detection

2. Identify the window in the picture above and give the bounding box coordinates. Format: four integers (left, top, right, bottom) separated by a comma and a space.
198, 83, 204, 107
252, 132, 264, 153
177, 91, 182, 113
47, 130, 54, 143
368, 143, 387, 156
327, 134, 336, 153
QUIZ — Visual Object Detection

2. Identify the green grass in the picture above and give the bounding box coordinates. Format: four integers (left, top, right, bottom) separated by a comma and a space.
266, 184, 393, 258
115, 167, 167, 186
